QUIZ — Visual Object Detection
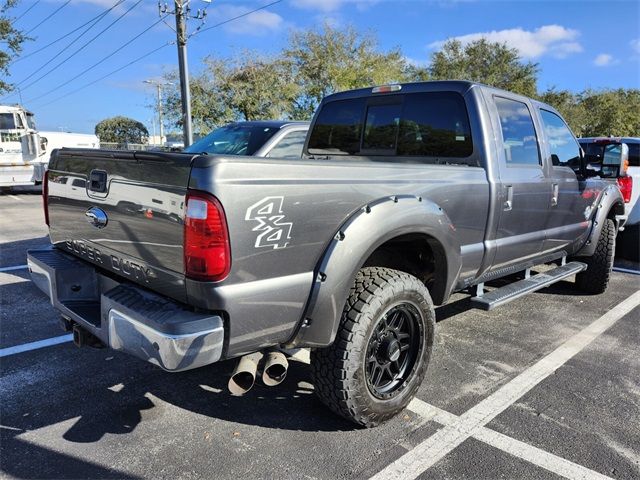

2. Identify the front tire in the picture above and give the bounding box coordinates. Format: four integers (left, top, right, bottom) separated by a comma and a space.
311, 267, 435, 427
575, 218, 616, 294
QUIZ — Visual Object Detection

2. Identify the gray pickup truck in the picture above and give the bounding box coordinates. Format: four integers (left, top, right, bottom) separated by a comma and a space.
28, 81, 627, 427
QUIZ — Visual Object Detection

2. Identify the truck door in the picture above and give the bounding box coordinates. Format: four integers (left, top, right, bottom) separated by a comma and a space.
537, 108, 591, 252
490, 95, 551, 269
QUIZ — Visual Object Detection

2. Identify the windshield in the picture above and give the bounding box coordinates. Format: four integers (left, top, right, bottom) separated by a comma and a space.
184, 124, 280, 156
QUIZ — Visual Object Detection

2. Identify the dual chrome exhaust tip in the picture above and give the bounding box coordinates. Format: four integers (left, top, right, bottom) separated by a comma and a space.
228, 350, 290, 396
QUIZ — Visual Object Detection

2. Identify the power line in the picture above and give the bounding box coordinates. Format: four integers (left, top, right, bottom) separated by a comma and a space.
35, 43, 173, 108
11, 0, 126, 66
30, 0, 284, 114
26, 15, 169, 104
10, 0, 125, 90
18, 0, 141, 92
13, 0, 41, 23
24, 0, 71, 36
191, 0, 283, 37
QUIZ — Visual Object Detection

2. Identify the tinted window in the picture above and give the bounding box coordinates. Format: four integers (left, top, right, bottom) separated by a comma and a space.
495, 97, 540, 166
266, 130, 308, 159
628, 143, 639, 167
363, 104, 401, 151
539, 109, 580, 168
184, 124, 280, 156
398, 93, 472, 157
308, 98, 365, 155
71, 178, 85, 188
0, 113, 16, 130
308, 92, 473, 159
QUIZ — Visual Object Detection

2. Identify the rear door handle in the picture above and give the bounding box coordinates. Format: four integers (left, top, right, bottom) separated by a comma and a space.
551, 183, 559, 207
503, 185, 513, 211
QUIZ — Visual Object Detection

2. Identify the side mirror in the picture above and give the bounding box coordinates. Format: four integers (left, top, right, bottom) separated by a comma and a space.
40, 136, 48, 153
600, 142, 628, 178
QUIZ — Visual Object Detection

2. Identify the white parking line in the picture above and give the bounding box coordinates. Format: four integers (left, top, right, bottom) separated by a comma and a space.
407, 399, 613, 480
8, 195, 22, 201
372, 291, 640, 480
0, 334, 73, 358
473, 424, 612, 480
612, 267, 640, 275
0, 264, 28, 272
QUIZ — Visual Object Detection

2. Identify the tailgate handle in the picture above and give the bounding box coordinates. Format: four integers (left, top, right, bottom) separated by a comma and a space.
89, 170, 108, 193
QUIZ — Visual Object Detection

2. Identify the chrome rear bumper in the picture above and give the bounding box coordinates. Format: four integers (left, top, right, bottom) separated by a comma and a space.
27, 247, 224, 372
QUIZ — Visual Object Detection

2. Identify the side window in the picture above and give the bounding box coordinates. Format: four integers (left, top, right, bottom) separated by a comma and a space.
71, 178, 86, 188
266, 130, 308, 159
495, 97, 540, 166
539, 109, 580, 168
0, 113, 16, 130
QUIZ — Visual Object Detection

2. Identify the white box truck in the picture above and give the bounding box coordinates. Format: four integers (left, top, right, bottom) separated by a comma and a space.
0, 105, 99, 189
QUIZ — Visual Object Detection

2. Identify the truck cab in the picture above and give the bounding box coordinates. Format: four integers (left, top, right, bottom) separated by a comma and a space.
0, 105, 47, 187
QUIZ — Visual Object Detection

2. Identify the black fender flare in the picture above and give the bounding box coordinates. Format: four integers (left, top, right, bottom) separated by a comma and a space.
289, 195, 461, 348
576, 184, 624, 257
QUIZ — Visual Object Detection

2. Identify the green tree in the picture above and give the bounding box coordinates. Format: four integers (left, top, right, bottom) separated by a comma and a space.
1, 0, 28, 94
577, 89, 640, 137
429, 39, 539, 97
163, 52, 299, 135
283, 23, 411, 117
163, 62, 235, 137
222, 51, 300, 122
95, 116, 149, 144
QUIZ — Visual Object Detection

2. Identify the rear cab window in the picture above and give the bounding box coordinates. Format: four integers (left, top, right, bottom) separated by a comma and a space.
307, 91, 474, 164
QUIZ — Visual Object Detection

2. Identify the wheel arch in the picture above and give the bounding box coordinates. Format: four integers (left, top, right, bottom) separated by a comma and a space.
576, 184, 624, 257
288, 195, 461, 348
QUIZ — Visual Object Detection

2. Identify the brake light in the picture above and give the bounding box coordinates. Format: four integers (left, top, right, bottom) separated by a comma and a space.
184, 191, 231, 281
372, 84, 402, 94
43, 170, 50, 227
617, 176, 633, 203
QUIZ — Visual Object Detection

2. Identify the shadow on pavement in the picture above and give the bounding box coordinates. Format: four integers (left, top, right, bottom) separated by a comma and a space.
0, 236, 50, 268
1, 353, 356, 477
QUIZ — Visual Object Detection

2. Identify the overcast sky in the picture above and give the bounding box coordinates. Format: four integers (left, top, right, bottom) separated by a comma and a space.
3, 0, 639, 133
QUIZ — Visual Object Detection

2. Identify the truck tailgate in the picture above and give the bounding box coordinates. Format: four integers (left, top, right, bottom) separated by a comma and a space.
46, 148, 194, 302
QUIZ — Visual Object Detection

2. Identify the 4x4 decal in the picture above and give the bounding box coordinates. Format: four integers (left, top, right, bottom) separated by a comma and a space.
245, 196, 293, 249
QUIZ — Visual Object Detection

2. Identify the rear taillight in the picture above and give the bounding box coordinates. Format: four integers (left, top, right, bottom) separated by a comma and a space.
617, 176, 633, 203
43, 170, 50, 227
184, 190, 231, 282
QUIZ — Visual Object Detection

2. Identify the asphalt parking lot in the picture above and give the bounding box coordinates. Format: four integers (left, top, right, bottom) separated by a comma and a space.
1, 189, 639, 480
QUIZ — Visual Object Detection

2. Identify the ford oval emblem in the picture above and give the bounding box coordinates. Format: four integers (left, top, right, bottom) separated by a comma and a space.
85, 207, 108, 229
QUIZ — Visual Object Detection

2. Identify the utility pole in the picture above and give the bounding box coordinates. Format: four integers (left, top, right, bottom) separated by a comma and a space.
158, 1, 207, 148
144, 80, 172, 146
174, 0, 193, 147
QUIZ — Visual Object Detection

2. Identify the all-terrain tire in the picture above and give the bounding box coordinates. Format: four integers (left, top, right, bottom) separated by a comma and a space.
311, 267, 435, 427
575, 218, 616, 294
